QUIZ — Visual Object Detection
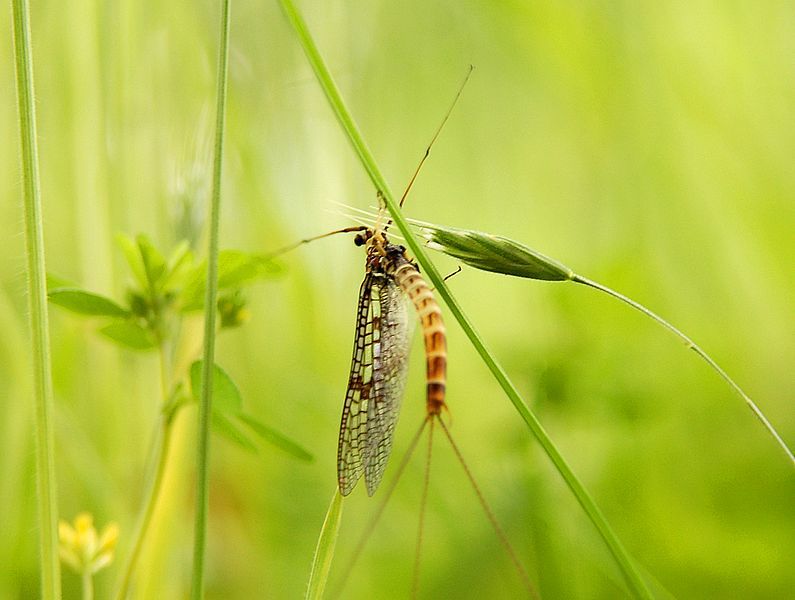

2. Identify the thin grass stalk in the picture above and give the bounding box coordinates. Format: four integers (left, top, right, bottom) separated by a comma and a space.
10, 1, 61, 598
572, 275, 795, 465
276, 2, 653, 597
191, 0, 232, 596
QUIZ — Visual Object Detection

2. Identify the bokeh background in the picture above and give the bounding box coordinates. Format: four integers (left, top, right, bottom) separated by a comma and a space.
2, 1, 794, 598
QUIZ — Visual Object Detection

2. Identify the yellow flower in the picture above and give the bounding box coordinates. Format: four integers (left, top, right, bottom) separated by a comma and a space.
58, 512, 119, 574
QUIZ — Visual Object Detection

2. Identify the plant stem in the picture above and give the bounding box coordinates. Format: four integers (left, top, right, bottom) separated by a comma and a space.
114, 344, 177, 600
11, 1, 61, 598
191, 0, 231, 596
277, 2, 653, 597
114, 417, 175, 600
572, 275, 795, 465
81, 570, 93, 600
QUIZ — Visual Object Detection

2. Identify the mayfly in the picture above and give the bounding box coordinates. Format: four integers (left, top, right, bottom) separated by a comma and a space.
271, 68, 473, 497
336, 209, 447, 496
273, 67, 535, 596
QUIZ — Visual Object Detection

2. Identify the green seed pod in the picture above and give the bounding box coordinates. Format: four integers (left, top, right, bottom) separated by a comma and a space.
420, 224, 574, 281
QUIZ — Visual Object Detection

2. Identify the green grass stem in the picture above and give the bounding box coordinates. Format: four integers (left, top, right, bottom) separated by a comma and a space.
191, 0, 232, 596
11, 1, 62, 598
277, 1, 653, 597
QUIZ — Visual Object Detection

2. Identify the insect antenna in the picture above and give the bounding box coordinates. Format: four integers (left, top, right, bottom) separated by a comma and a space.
436, 416, 539, 598
383, 65, 475, 234
264, 225, 368, 259
398, 65, 474, 210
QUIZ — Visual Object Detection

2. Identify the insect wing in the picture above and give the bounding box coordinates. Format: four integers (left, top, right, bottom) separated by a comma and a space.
364, 275, 409, 495
337, 272, 410, 496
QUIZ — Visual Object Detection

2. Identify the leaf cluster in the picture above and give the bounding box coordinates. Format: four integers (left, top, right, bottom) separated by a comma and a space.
48, 234, 281, 350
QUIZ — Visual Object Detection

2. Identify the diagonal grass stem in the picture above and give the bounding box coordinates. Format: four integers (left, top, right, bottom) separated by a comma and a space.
276, 1, 653, 597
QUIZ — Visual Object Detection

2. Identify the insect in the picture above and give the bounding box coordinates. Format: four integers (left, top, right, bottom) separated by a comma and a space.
337, 211, 447, 496
273, 67, 535, 596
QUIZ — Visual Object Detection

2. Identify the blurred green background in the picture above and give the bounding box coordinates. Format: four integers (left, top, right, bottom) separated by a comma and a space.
2, 1, 794, 598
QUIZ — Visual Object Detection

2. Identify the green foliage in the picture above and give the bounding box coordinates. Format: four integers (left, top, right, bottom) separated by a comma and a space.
189, 360, 312, 461
48, 289, 129, 317
48, 235, 280, 351
5, 2, 794, 599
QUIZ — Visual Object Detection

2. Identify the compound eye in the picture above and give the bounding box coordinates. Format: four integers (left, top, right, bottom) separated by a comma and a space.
354, 233, 366, 246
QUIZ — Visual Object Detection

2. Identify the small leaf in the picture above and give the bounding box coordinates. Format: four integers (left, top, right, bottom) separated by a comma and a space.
218, 250, 264, 288
116, 233, 148, 290
420, 223, 575, 281
212, 412, 258, 452
160, 241, 194, 291
190, 360, 243, 416
136, 234, 166, 290
99, 321, 157, 350
305, 489, 344, 600
238, 413, 314, 461
47, 273, 75, 290
179, 251, 279, 312
49, 288, 129, 317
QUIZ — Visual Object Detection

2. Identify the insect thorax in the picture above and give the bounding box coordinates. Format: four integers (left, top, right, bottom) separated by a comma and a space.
357, 227, 416, 275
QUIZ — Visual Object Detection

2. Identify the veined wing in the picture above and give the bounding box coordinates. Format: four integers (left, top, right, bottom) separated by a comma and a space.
337, 272, 410, 496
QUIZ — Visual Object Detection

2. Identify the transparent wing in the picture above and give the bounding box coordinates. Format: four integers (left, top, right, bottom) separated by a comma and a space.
364, 276, 409, 495
337, 272, 410, 496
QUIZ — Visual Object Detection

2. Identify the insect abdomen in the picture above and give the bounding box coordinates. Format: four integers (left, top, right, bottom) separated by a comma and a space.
391, 261, 447, 415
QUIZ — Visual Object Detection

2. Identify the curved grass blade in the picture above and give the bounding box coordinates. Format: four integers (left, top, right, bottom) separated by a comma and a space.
305, 489, 344, 600
276, 2, 653, 597
419, 222, 794, 466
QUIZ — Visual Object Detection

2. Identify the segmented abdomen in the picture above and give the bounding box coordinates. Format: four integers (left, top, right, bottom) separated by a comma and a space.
390, 259, 447, 415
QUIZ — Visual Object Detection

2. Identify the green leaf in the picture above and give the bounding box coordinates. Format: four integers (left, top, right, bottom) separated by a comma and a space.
99, 321, 157, 350
180, 251, 281, 311
218, 250, 264, 287
136, 234, 166, 290
116, 233, 148, 290
46, 273, 75, 290
238, 413, 314, 461
212, 412, 258, 452
48, 288, 128, 317
189, 360, 243, 416
419, 223, 574, 281
160, 240, 194, 291
305, 489, 343, 600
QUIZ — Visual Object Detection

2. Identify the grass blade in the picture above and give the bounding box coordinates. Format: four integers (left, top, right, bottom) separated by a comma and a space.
11, 1, 62, 598
191, 0, 232, 596
305, 489, 344, 600
277, 2, 653, 597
